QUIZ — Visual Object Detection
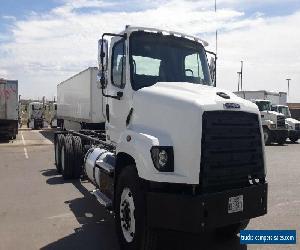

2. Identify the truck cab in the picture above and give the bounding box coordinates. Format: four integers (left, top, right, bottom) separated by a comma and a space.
252, 99, 287, 145
272, 104, 300, 142
27, 102, 45, 129
54, 26, 268, 250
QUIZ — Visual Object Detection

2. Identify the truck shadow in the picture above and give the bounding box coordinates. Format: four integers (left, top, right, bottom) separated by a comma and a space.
39, 129, 56, 143
41, 168, 247, 250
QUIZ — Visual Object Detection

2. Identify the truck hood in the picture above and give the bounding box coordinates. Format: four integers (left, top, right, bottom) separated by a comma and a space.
261, 110, 281, 116
130, 82, 261, 184
286, 117, 300, 124
133, 82, 258, 112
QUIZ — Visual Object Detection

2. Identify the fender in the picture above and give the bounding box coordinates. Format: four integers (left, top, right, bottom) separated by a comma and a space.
116, 128, 190, 183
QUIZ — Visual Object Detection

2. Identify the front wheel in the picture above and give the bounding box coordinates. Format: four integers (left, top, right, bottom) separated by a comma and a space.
289, 136, 298, 143
115, 166, 157, 250
216, 220, 250, 237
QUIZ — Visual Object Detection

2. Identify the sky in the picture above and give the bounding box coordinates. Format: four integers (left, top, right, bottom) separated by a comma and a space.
0, 0, 300, 102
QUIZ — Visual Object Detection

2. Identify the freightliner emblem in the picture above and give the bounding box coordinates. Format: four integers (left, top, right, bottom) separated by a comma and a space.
224, 103, 240, 109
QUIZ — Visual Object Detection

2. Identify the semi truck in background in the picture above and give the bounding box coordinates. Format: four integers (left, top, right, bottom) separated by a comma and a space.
235, 90, 288, 145
0, 79, 18, 139
49, 102, 58, 128
26, 102, 46, 129
267, 92, 300, 143
54, 26, 268, 250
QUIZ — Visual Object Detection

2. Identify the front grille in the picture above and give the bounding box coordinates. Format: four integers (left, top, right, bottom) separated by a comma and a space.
200, 111, 265, 192
295, 123, 300, 130
277, 115, 285, 128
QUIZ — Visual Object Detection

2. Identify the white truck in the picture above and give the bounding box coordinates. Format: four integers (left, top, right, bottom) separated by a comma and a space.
54, 26, 268, 250
266, 92, 300, 143
234, 90, 288, 145
0, 79, 18, 139
26, 102, 45, 129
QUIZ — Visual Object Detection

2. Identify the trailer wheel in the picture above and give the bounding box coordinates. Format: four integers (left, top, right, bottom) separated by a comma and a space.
71, 136, 83, 179
61, 135, 74, 179
216, 220, 249, 238
115, 166, 157, 250
54, 134, 64, 173
263, 127, 271, 145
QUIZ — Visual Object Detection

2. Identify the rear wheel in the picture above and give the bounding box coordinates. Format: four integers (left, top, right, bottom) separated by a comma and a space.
115, 166, 157, 250
71, 136, 83, 179
61, 135, 74, 179
54, 134, 64, 173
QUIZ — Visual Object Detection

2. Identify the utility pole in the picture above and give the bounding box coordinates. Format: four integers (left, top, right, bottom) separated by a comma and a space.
240, 61, 244, 91
237, 72, 241, 91
286, 78, 291, 96
215, 0, 218, 55
214, 0, 218, 85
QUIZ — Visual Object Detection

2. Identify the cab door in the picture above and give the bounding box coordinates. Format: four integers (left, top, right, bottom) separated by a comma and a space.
105, 37, 131, 143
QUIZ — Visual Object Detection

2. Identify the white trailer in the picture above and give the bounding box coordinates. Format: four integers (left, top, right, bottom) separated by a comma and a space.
235, 90, 287, 105
54, 26, 268, 250
57, 67, 104, 131
0, 79, 18, 139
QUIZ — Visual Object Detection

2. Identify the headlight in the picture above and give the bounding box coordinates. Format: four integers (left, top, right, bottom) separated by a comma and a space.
150, 146, 174, 172
270, 124, 276, 129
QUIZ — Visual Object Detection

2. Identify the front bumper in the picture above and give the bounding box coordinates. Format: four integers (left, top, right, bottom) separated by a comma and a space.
289, 130, 300, 138
147, 183, 267, 233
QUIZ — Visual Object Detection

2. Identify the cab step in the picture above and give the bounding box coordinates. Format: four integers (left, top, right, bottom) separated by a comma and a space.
92, 189, 112, 208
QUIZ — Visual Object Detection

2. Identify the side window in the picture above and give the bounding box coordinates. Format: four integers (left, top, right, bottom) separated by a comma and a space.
185, 53, 204, 79
132, 56, 161, 76
112, 40, 126, 88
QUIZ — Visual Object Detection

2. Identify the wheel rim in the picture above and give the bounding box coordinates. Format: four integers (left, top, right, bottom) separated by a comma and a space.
263, 130, 268, 143
120, 187, 136, 243
55, 141, 59, 164
61, 145, 65, 171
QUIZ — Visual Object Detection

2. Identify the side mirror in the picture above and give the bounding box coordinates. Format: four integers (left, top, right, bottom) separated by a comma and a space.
98, 39, 108, 71
209, 57, 216, 86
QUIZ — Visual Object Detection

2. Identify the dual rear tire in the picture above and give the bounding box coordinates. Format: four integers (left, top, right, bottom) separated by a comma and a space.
54, 134, 83, 179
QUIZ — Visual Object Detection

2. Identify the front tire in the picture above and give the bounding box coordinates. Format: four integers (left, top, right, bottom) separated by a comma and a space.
289, 136, 298, 143
216, 220, 249, 237
115, 166, 157, 250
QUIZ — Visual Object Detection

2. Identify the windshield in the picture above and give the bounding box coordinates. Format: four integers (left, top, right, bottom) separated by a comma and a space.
129, 32, 212, 90
255, 101, 271, 111
278, 106, 291, 118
